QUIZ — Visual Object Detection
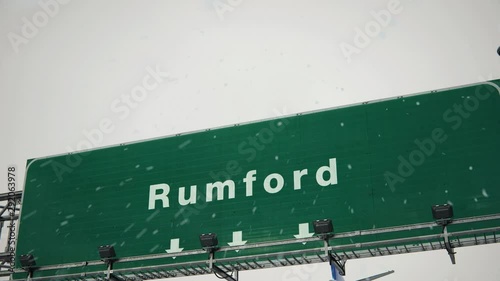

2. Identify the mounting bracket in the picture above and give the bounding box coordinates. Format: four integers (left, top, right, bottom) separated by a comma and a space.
106, 262, 113, 280
101, 257, 119, 281
442, 225, 456, 264
323, 240, 346, 276
213, 264, 238, 281
206, 249, 238, 281
21, 265, 39, 281
26, 270, 34, 281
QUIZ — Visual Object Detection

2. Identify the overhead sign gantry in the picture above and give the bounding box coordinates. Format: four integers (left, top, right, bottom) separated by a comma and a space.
13, 80, 500, 280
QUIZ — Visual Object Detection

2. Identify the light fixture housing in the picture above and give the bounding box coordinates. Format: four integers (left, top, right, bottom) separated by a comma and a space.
432, 204, 454, 225
313, 219, 334, 235
199, 233, 218, 249
20, 254, 36, 268
98, 245, 116, 259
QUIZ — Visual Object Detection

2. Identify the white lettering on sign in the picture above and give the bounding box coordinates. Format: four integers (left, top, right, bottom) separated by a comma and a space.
316, 158, 338, 186
206, 180, 236, 202
243, 170, 257, 196
263, 173, 284, 194
148, 183, 170, 210
148, 158, 338, 210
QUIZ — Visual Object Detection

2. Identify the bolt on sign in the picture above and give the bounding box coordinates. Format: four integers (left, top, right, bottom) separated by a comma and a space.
14, 80, 500, 280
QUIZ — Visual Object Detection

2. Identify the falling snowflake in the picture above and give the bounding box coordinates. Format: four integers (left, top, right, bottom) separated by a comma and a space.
149, 245, 160, 253
124, 223, 135, 233
136, 229, 147, 239
482, 189, 489, 198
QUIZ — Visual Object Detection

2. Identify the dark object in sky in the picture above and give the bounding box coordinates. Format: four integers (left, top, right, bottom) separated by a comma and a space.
200, 233, 218, 249
432, 204, 454, 225
313, 219, 334, 235
20, 254, 36, 268
98, 245, 116, 259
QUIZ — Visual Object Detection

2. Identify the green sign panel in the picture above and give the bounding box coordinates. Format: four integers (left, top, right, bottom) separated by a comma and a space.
15, 80, 500, 279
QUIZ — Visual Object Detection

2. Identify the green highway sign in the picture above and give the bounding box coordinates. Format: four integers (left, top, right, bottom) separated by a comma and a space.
14, 80, 500, 280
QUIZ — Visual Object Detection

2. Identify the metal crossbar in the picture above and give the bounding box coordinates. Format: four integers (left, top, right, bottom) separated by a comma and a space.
10, 227, 500, 281
4, 188, 500, 281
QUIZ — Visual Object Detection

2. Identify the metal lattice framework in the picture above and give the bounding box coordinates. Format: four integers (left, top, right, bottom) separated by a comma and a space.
6, 187, 499, 281
0, 191, 22, 277
11, 81, 500, 281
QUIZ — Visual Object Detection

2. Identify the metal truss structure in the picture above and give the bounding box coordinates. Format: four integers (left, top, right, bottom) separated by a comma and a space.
0, 191, 22, 278
3, 190, 500, 281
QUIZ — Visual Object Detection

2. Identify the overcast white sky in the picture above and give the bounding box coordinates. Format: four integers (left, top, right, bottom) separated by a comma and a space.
1, 0, 500, 280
